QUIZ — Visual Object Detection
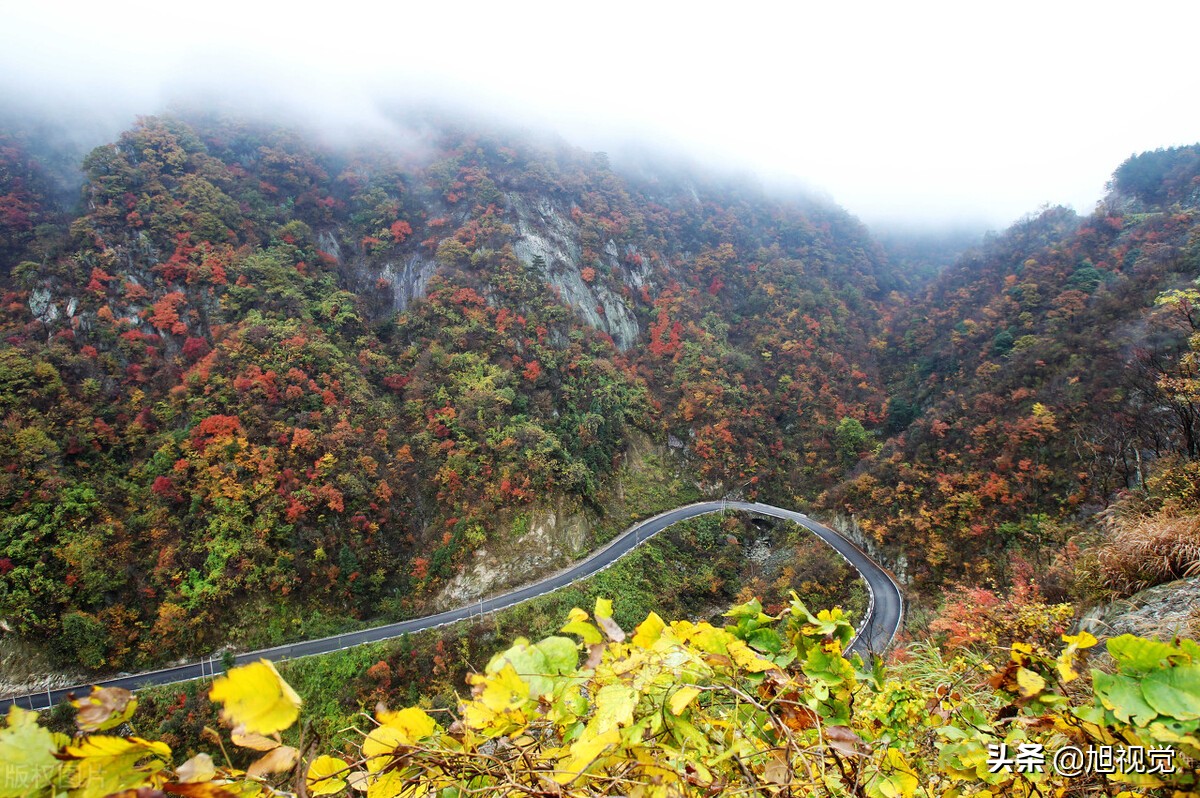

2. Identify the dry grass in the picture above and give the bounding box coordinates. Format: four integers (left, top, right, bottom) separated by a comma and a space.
1098, 510, 1200, 596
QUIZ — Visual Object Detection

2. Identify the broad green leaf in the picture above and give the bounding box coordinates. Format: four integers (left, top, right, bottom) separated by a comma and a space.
1178, 637, 1200, 661
0, 707, 60, 798
1091, 671, 1159, 726
560, 607, 603, 645
1107, 635, 1181, 675
744, 627, 784, 654
1142, 664, 1200, 721
307, 755, 350, 795
1148, 719, 1200, 748
670, 714, 713, 759
724, 598, 772, 627
489, 642, 553, 699
209, 659, 301, 735
535, 636, 579, 676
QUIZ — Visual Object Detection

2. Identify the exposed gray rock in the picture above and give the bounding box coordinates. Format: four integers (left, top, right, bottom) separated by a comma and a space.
1081, 576, 1200, 641
380, 255, 437, 312
29, 288, 58, 323
434, 498, 591, 609
317, 230, 343, 263
507, 193, 641, 350
822, 511, 909, 586
319, 229, 436, 313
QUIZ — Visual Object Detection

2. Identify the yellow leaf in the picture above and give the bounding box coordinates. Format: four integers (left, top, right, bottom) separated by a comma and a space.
230, 725, 280, 751
1063, 631, 1098, 649
1016, 667, 1046, 698
728, 640, 776, 673
594, 597, 614, 619
554, 728, 620, 783
632, 612, 666, 648
591, 683, 638, 735
246, 744, 299, 778
362, 725, 406, 773
153, 784, 256, 798
479, 662, 531, 713
366, 769, 405, 798
1056, 656, 1080, 684
668, 686, 701, 715
175, 752, 217, 783
375, 706, 438, 743
686, 622, 731, 653
307, 755, 350, 796
864, 748, 919, 798
208, 659, 301, 735
62, 735, 172, 798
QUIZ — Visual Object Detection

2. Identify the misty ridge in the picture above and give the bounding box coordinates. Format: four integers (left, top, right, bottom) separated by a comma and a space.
1, 87, 996, 280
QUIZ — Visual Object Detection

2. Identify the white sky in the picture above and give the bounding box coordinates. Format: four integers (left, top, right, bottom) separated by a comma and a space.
3, 0, 1198, 230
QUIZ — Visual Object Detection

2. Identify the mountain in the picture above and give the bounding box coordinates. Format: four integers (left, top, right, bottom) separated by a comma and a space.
2, 109, 1199, 679
0, 111, 899, 671
830, 145, 1200, 600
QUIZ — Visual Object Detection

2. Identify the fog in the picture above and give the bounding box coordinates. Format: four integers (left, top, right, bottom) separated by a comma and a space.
3, 0, 1199, 231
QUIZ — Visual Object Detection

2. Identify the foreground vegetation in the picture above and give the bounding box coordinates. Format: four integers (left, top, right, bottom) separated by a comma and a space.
6, 595, 1197, 797
118, 512, 865, 753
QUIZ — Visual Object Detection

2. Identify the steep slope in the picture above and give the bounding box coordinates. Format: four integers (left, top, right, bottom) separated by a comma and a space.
828, 146, 1200, 595
0, 112, 894, 672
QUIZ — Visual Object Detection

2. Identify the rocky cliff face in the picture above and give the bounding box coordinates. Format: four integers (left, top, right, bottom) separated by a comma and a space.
1081, 576, 1200, 641
433, 497, 592, 609
508, 194, 644, 350
321, 230, 438, 313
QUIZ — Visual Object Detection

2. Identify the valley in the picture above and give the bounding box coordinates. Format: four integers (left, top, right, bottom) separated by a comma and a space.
0, 110, 1198, 795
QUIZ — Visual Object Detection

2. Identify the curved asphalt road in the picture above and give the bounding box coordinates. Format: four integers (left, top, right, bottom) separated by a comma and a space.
1, 501, 901, 711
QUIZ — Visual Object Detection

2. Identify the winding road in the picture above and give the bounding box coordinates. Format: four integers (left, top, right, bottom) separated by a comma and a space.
0, 501, 902, 712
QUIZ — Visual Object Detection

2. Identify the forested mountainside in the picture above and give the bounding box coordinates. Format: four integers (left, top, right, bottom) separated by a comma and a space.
0, 113, 895, 671
0, 111, 1198, 675
830, 145, 1200, 599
